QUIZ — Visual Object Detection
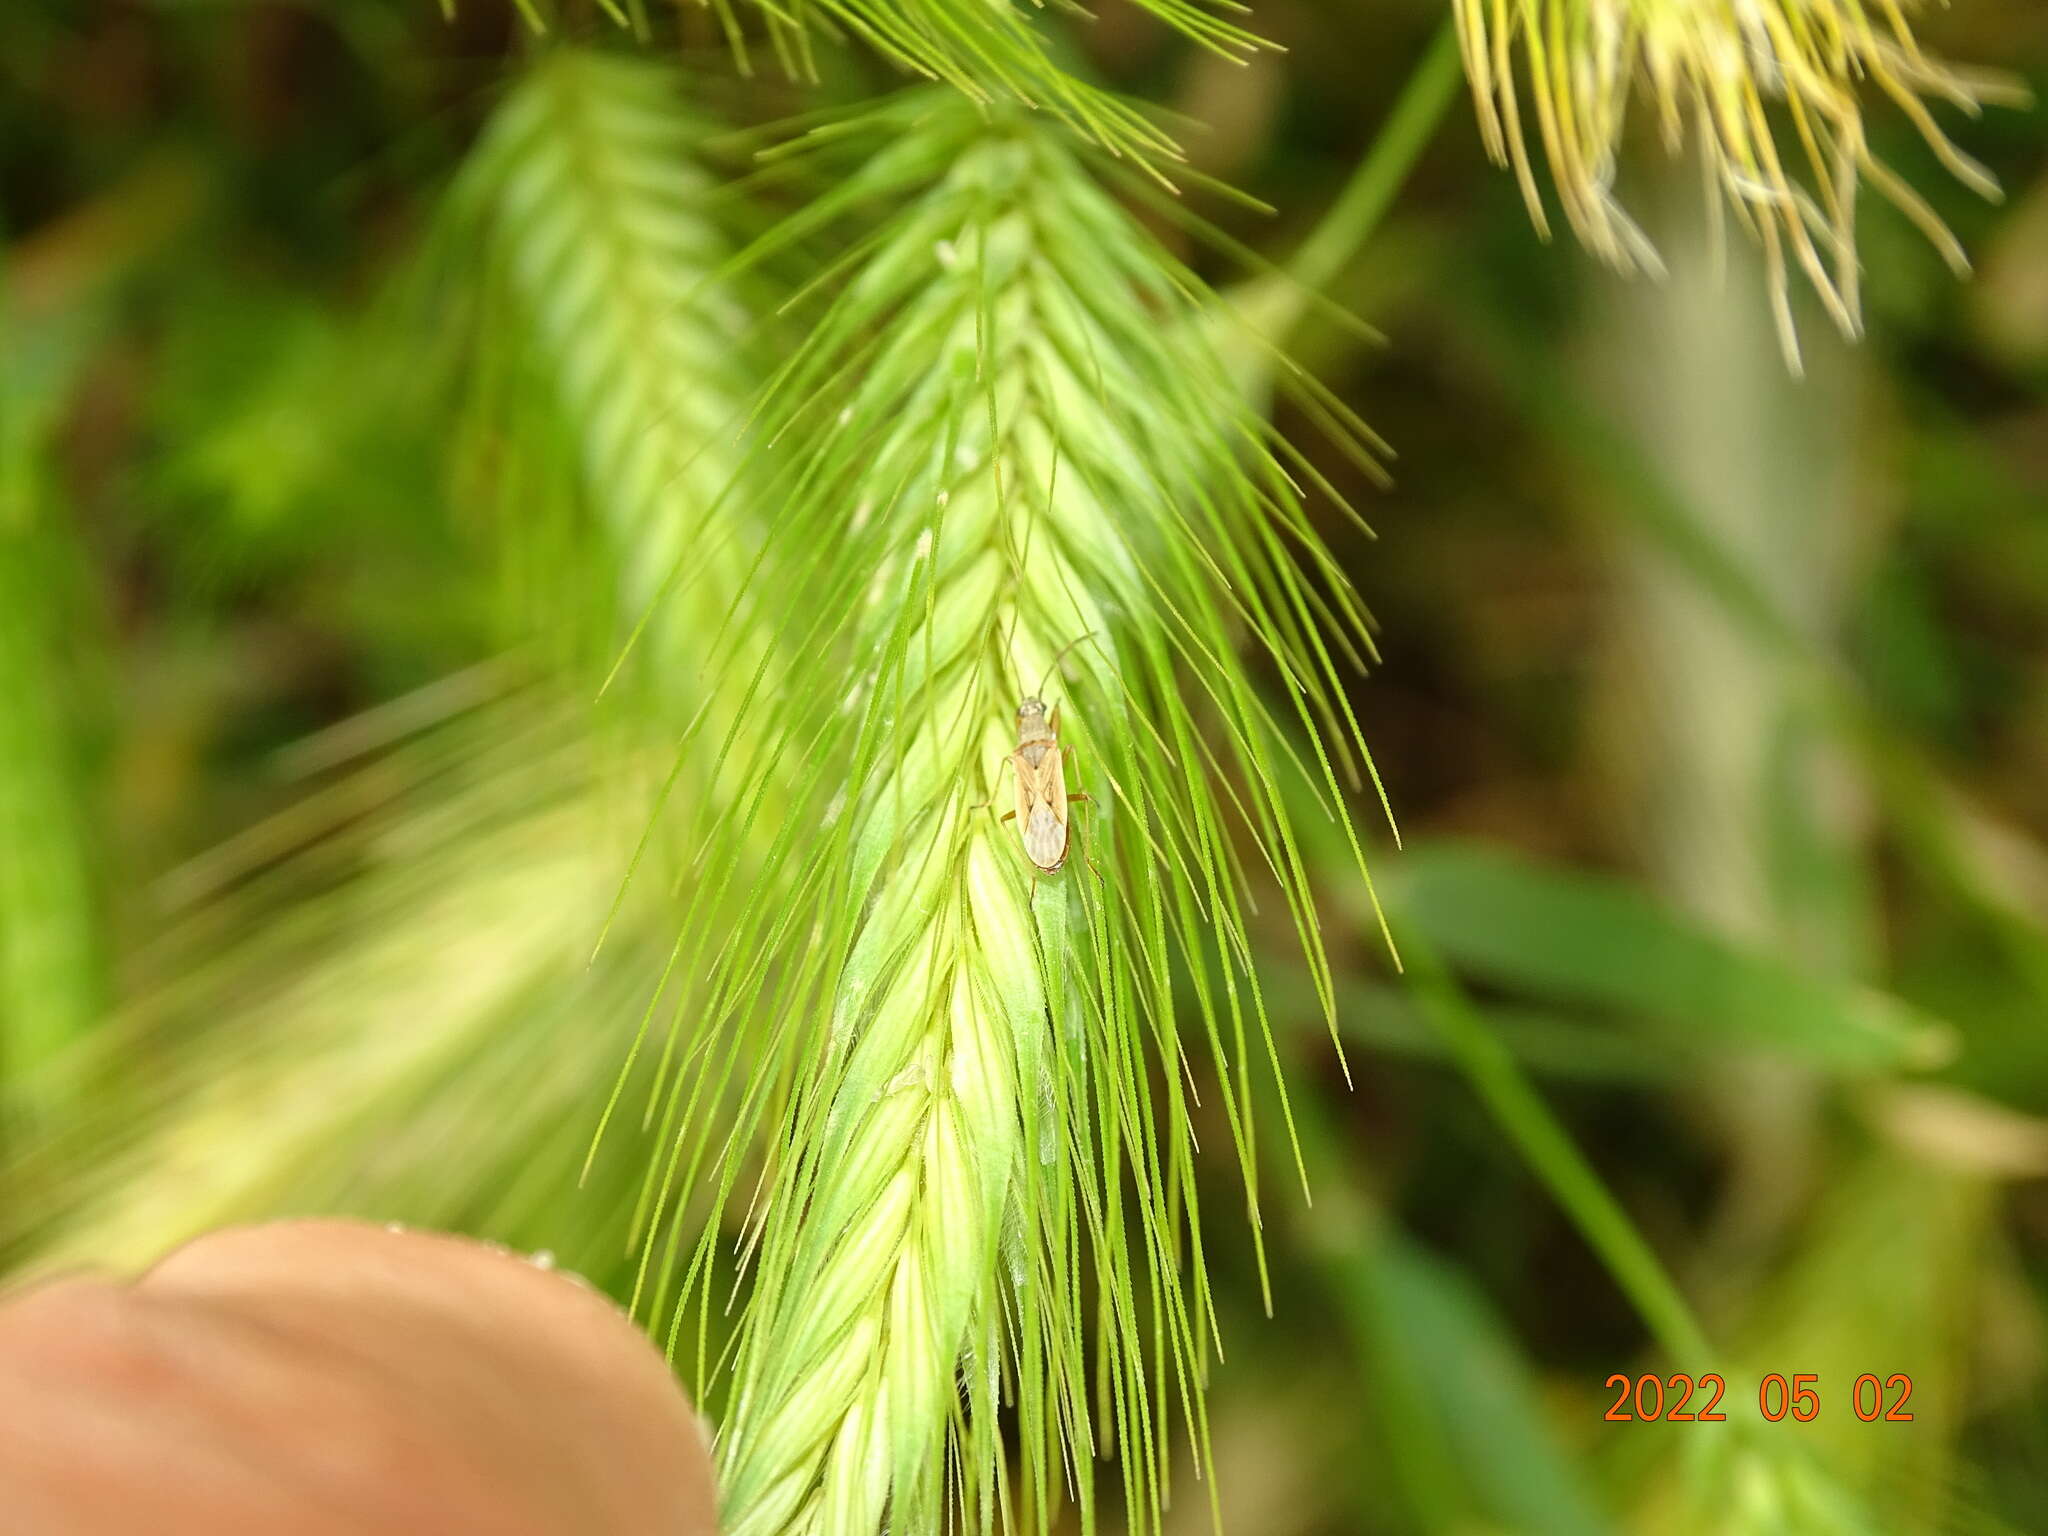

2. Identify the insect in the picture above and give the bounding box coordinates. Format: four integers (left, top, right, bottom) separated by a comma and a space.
979, 632, 1099, 876
998, 695, 1090, 873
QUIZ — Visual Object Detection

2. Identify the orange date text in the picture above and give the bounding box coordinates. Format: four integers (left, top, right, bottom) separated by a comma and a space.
1603, 1373, 1914, 1423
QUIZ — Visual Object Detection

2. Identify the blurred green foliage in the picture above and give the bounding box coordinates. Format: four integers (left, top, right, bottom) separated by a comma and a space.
3, 1, 2046, 1532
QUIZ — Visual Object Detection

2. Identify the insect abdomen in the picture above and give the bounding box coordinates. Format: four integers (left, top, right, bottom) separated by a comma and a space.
1023, 803, 1068, 871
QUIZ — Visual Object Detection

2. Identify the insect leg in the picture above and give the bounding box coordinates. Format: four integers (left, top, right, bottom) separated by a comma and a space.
1060, 746, 1093, 806
968, 755, 1012, 812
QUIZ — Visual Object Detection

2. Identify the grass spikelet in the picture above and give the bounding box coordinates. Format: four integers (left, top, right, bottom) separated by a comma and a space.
466, 0, 1265, 171
4, 691, 683, 1284
1452, 0, 2028, 366
634, 91, 1393, 1535
447, 48, 759, 684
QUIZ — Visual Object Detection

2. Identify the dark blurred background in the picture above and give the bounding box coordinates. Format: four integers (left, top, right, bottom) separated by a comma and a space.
3, 1, 2046, 1531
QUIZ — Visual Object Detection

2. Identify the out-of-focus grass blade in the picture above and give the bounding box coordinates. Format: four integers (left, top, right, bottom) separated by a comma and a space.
1626, 1142, 2031, 1536
1364, 1235, 1616, 1536
1724, 1148, 2004, 1533
1340, 983, 1687, 1081
1385, 841, 1955, 1072
0, 274, 104, 1110
1289, 1083, 1616, 1536
0, 519, 100, 1100
1455, 287, 2048, 1036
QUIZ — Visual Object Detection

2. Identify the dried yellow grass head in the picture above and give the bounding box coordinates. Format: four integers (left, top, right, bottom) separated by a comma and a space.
1455, 0, 2028, 365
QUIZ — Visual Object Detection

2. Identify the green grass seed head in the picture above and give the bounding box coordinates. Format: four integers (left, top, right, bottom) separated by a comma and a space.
628, 94, 1389, 1535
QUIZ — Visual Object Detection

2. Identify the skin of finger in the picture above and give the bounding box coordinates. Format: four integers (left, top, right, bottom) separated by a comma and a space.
0, 1220, 717, 1536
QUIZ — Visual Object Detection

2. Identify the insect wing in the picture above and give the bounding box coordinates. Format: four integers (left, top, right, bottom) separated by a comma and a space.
1020, 749, 1069, 871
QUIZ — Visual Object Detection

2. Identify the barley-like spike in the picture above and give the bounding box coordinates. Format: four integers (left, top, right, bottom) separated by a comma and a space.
7, 52, 765, 1286
646, 93, 1390, 1536
1452, 0, 2025, 364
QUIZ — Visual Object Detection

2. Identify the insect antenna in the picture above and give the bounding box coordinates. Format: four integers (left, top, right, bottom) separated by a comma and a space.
1028, 629, 1101, 703
997, 608, 1030, 701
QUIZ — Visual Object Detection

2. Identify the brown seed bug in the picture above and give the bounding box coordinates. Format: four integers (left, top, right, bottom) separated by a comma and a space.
989, 634, 1097, 875
1001, 697, 1089, 872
